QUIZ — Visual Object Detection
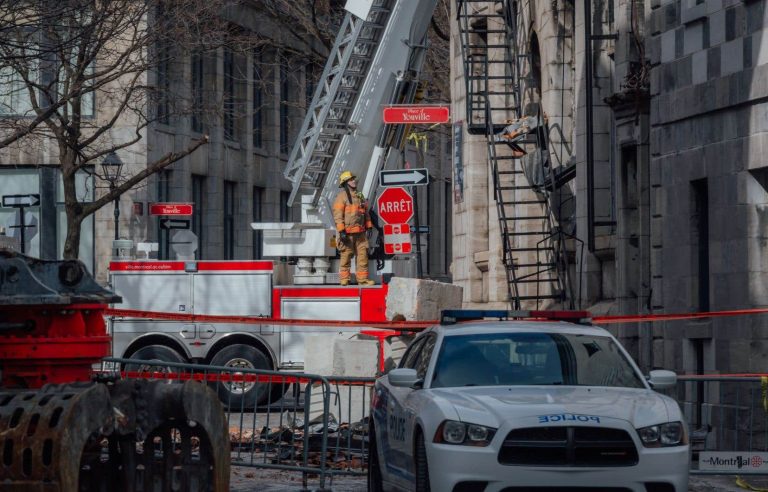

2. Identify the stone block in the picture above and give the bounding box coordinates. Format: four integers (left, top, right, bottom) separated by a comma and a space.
385, 277, 463, 321
661, 29, 677, 62
710, 8, 726, 47
721, 38, 744, 75
692, 50, 708, 84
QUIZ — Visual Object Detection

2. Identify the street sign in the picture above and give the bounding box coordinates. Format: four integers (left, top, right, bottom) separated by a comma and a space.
379, 168, 429, 187
160, 218, 191, 230
170, 229, 198, 259
150, 202, 193, 216
376, 187, 413, 225
382, 105, 450, 124
2, 194, 40, 208
383, 223, 412, 255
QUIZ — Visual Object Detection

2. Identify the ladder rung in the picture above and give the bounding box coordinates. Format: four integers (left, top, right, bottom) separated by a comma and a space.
501, 200, 547, 205
510, 246, 554, 252
505, 231, 550, 236
503, 216, 549, 220
513, 262, 556, 268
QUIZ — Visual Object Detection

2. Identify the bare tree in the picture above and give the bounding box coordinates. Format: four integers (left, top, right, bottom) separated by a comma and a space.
0, 0, 265, 258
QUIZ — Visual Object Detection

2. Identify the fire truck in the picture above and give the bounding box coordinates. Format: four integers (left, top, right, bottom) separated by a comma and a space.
108, 0, 441, 408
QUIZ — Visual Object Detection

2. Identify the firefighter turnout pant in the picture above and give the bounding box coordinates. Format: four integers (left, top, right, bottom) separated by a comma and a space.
339, 232, 369, 283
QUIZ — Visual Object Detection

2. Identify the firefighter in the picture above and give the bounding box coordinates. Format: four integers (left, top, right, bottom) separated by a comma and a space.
333, 171, 375, 286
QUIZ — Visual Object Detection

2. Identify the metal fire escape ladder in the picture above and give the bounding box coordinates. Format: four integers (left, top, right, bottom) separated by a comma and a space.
284, 1, 392, 206
458, 1, 571, 308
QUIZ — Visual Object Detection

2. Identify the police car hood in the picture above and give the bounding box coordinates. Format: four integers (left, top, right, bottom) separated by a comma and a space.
431, 386, 670, 429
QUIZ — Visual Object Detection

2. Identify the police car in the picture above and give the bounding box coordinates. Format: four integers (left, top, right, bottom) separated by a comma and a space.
368, 310, 689, 492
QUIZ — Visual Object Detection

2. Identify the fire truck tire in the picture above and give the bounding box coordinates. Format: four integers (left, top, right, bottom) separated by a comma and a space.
209, 344, 270, 409
124, 345, 186, 376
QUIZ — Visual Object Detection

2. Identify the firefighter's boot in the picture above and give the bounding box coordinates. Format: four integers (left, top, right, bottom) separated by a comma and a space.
358, 279, 375, 286
340, 279, 350, 286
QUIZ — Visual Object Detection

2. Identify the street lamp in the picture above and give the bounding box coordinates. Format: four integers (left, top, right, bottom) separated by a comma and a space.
101, 151, 123, 240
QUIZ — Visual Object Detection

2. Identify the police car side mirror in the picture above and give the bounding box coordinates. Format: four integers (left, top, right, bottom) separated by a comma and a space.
388, 368, 420, 388
647, 370, 677, 389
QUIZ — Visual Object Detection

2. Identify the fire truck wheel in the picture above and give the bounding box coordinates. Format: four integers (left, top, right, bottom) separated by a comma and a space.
124, 345, 186, 379
209, 344, 271, 409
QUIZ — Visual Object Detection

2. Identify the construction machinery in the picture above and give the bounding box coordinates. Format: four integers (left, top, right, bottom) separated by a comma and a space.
0, 250, 229, 491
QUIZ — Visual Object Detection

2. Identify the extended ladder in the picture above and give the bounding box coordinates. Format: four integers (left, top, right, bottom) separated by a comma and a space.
284, 1, 392, 206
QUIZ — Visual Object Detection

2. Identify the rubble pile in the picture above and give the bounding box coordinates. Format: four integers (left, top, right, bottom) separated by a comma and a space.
229, 414, 369, 471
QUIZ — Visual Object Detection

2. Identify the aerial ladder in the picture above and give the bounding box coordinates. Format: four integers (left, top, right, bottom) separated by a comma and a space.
256, 0, 439, 283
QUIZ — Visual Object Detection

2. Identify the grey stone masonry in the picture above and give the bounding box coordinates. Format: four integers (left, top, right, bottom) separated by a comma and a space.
649, 0, 768, 377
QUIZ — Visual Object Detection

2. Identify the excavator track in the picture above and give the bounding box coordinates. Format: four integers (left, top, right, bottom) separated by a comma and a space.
0, 379, 229, 492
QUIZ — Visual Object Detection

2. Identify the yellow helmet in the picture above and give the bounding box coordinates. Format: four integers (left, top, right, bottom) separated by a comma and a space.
338, 171, 356, 187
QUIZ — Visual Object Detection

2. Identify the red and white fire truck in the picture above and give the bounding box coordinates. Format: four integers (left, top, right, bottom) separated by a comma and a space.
108, 260, 391, 406
108, 0, 441, 407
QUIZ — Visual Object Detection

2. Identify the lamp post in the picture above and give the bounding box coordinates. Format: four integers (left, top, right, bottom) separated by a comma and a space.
101, 151, 124, 240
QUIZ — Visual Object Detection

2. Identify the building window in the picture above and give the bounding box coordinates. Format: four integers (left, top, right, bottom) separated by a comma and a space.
279, 61, 290, 154
280, 190, 291, 222
252, 186, 264, 259
252, 52, 263, 148
191, 51, 205, 133
691, 179, 709, 312
224, 180, 236, 259
223, 47, 235, 141
156, 170, 171, 259
192, 174, 205, 259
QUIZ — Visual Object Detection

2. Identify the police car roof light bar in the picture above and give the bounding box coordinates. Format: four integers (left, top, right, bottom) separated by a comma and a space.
440, 309, 592, 325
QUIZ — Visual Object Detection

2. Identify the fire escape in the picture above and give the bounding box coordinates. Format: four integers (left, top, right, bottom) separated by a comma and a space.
457, 0, 576, 309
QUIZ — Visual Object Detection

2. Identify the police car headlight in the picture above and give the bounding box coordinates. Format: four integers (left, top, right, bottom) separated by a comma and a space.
637, 422, 687, 447
434, 420, 496, 446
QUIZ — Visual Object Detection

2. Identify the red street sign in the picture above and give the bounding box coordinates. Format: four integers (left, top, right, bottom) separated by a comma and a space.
149, 203, 193, 216
382, 105, 450, 124
383, 223, 412, 255
377, 187, 413, 225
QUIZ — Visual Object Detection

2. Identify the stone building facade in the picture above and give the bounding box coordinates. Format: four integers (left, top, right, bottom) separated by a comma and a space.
451, 0, 768, 395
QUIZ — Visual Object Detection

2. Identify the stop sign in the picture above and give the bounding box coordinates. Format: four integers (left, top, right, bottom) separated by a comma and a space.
377, 187, 413, 224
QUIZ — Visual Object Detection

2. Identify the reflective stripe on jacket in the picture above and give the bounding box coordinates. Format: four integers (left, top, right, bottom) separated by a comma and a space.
333, 189, 373, 234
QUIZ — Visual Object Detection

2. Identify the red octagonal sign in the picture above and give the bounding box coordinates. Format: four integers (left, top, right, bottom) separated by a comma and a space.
377, 187, 413, 225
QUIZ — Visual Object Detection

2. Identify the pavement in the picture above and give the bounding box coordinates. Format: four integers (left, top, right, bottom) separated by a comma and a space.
230, 467, 768, 491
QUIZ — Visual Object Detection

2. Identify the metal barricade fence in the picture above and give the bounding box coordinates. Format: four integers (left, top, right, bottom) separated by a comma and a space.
665, 376, 768, 475
99, 358, 375, 489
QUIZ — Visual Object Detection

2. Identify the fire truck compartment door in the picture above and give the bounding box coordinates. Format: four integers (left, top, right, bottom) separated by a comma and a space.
112, 273, 191, 313
280, 299, 360, 321
193, 273, 271, 316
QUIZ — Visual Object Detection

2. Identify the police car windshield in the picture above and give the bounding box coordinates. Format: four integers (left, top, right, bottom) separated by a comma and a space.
431, 332, 645, 389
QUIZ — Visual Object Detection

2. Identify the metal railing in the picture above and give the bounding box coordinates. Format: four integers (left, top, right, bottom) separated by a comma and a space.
667, 376, 768, 476
100, 358, 375, 489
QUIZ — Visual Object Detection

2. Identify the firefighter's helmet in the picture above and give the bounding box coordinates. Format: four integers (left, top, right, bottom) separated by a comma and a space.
338, 171, 356, 187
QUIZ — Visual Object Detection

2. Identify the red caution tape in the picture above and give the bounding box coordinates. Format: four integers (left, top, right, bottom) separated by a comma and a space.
105, 308, 435, 331
593, 307, 768, 324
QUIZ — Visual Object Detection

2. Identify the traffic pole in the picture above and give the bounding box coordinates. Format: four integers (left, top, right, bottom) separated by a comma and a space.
413, 185, 423, 279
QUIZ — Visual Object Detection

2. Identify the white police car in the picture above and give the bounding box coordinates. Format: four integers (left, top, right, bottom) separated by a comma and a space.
368, 310, 689, 492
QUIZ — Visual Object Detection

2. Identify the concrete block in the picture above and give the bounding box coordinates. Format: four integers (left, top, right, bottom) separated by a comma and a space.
333, 339, 378, 377
385, 277, 463, 321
